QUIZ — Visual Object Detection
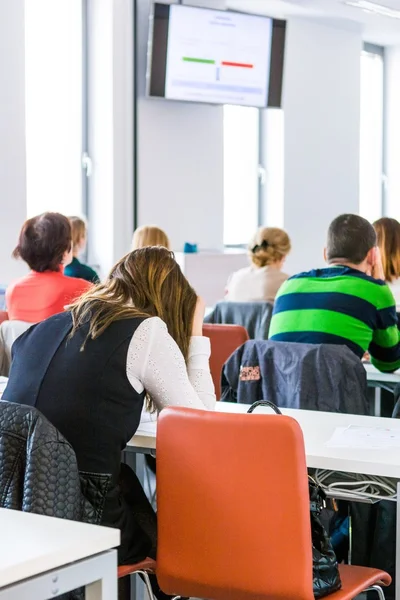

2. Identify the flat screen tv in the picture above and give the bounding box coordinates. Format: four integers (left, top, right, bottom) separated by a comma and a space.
146, 3, 286, 108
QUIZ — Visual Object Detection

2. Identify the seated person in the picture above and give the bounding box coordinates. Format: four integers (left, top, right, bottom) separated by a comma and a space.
269, 214, 400, 372
225, 227, 291, 302
374, 217, 400, 310
64, 216, 100, 283
132, 225, 171, 250
6, 212, 91, 323
3, 246, 215, 591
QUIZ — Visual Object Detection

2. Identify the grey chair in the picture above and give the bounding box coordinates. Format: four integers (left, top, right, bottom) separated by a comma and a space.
204, 301, 273, 340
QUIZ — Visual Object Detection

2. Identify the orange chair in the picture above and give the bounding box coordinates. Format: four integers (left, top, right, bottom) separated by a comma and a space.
202, 323, 249, 399
156, 407, 391, 600
0, 311, 8, 325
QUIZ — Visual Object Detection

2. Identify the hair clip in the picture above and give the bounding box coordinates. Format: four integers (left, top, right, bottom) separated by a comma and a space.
252, 240, 269, 253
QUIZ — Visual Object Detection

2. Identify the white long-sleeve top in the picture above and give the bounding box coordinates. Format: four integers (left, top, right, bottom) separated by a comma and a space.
126, 316, 216, 415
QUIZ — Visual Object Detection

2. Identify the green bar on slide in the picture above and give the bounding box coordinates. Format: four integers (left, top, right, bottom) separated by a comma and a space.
182, 56, 215, 64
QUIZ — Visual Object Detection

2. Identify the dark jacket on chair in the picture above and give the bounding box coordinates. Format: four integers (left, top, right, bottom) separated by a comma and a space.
221, 340, 369, 415
0, 400, 110, 522
204, 301, 273, 340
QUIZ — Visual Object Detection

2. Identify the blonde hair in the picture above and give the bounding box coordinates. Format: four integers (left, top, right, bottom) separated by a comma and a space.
69, 216, 87, 252
249, 227, 291, 268
373, 217, 400, 283
132, 225, 170, 250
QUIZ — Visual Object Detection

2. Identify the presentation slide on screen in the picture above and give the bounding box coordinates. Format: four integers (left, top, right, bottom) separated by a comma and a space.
165, 6, 273, 107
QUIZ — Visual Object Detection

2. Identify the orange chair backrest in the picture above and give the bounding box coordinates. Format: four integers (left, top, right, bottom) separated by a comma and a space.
156, 407, 314, 600
202, 324, 249, 399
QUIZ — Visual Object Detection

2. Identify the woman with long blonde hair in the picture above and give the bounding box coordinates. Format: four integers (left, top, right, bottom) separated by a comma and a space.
3, 247, 215, 587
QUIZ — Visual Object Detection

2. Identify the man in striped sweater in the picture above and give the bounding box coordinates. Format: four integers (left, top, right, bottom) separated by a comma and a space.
269, 214, 400, 372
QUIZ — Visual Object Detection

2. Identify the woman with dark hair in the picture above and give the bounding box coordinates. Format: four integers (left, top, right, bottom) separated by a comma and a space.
3, 247, 215, 585
6, 212, 91, 322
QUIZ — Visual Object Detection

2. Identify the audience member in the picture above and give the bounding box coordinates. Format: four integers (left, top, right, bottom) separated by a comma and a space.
64, 216, 100, 283
225, 227, 291, 302
3, 247, 215, 580
132, 225, 170, 250
269, 214, 400, 372
374, 217, 400, 310
6, 212, 91, 323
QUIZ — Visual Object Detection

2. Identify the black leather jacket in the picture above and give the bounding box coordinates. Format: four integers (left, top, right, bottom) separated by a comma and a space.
0, 400, 110, 523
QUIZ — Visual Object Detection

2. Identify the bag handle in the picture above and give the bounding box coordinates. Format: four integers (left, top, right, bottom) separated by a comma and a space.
247, 400, 282, 415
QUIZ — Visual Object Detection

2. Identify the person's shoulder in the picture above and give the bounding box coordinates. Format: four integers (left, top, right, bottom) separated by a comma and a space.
63, 273, 91, 293
230, 266, 253, 279
81, 263, 100, 283
135, 315, 167, 334
6, 273, 32, 296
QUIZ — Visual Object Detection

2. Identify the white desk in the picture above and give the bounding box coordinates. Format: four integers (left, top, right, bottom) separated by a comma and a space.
0, 508, 120, 599
365, 363, 400, 386
364, 363, 400, 416
127, 402, 400, 599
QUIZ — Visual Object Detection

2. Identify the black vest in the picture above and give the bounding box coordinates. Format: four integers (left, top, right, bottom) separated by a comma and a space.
4, 311, 146, 481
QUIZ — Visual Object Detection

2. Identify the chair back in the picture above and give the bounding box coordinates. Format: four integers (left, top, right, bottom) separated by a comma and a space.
156, 407, 314, 600
204, 301, 273, 340
0, 320, 31, 376
202, 324, 249, 399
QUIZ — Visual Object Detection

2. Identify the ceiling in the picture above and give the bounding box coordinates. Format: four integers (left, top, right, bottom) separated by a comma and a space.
226, 0, 400, 45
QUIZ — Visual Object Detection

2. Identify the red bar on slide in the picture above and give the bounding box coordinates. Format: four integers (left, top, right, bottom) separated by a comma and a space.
221, 61, 254, 68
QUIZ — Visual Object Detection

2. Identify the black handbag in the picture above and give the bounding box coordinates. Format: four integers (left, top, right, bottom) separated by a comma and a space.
247, 401, 342, 598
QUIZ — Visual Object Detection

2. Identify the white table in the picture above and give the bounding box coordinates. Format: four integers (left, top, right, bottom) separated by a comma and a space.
364, 363, 400, 416
0, 508, 120, 599
365, 363, 400, 386
127, 402, 400, 599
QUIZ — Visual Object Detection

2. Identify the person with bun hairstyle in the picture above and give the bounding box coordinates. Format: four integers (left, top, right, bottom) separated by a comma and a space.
132, 225, 171, 250
225, 227, 291, 302
7, 212, 91, 323
373, 217, 400, 310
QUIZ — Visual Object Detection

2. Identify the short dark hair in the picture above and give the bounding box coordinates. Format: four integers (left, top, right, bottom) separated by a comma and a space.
13, 212, 72, 272
326, 214, 377, 264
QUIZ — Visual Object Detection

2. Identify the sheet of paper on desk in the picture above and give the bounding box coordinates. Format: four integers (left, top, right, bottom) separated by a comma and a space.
326, 425, 400, 449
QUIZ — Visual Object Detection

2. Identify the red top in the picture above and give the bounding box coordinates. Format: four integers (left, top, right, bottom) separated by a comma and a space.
6, 270, 91, 323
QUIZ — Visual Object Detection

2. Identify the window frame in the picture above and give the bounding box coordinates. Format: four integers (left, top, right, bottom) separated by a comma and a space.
360, 42, 386, 221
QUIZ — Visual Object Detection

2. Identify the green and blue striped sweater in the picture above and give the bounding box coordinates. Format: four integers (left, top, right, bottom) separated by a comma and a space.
269, 266, 400, 372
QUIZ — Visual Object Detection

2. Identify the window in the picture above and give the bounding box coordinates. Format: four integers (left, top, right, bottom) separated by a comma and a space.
25, 0, 87, 217
359, 46, 384, 223
223, 105, 260, 246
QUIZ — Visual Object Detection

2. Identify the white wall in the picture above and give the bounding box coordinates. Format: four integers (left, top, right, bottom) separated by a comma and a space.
0, 0, 28, 284
283, 18, 362, 274
136, 0, 225, 252
384, 45, 400, 220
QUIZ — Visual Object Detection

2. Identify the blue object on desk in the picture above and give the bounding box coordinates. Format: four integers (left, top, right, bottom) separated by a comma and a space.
184, 243, 198, 253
